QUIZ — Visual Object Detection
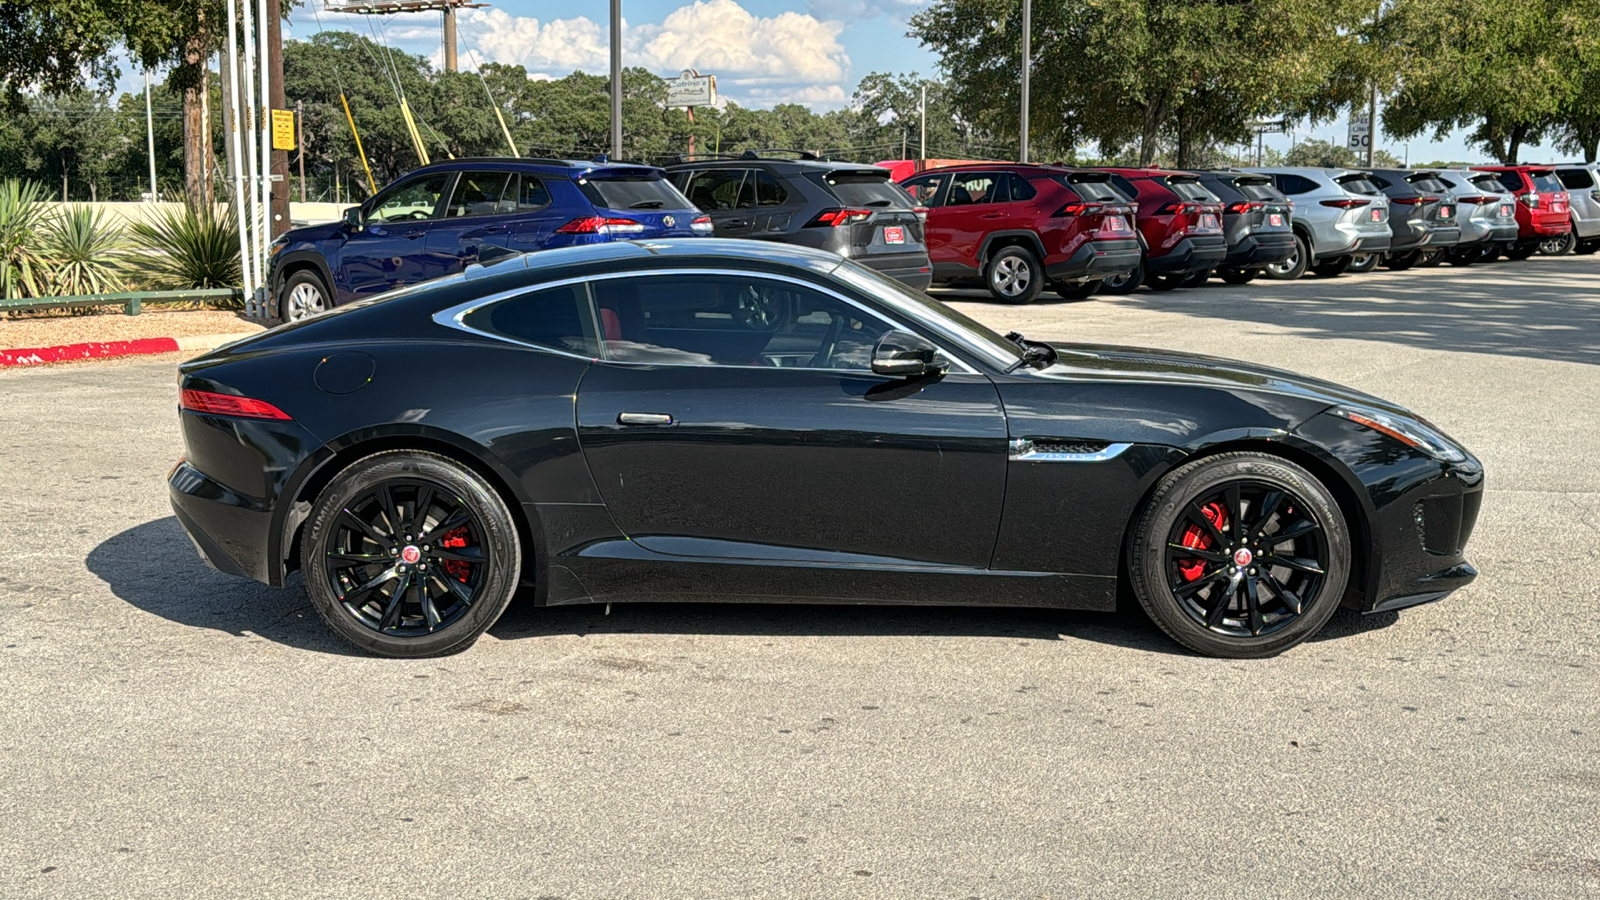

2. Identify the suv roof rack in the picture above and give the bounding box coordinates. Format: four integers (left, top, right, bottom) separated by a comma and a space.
739, 149, 824, 161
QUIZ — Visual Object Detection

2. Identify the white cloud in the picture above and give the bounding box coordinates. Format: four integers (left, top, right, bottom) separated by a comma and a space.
807, 0, 926, 24
464, 8, 610, 71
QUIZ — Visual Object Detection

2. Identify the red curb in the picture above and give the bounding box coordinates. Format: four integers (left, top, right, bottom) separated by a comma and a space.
0, 337, 181, 368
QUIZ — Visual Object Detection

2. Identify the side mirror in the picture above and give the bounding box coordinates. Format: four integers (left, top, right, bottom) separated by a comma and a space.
871, 330, 946, 378
342, 206, 364, 231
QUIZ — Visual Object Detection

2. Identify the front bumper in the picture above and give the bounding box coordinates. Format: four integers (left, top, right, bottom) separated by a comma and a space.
1145, 234, 1228, 277
1221, 231, 1295, 269
1045, 238, 1141, 282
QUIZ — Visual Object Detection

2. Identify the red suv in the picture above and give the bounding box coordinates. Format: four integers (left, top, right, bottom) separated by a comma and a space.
897, 164, 1140, 303
1471, 165, 1571, 260
1093, 168, 1227, 293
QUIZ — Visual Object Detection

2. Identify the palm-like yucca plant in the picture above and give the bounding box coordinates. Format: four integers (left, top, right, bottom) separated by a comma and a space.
127, 203, 242, 293
40, 205, 128, 296
0, 178, 50, 300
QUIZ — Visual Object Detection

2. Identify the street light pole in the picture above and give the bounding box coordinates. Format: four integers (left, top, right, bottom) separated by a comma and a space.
610, 0, 622, 159
144, 70, 158, 200
1019, 0, 1030, 163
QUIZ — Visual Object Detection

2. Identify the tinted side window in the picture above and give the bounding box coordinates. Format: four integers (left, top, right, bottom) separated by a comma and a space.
1493, 171, 1523, 192
446, 171, 514, 218
368, 173, 450, 223
1106, 174, 1140, 199
591, 274, 895, 370
901, 174, 947, 205
462, 285, 597, 355
949, 173, 1006, 205
754, 170, 789, 206
1274, 174, 1318, 195
1008, 174, 1038, 201
515, 175, 551, 210
1558, 168, 1595, 190
686, 170, 749, 210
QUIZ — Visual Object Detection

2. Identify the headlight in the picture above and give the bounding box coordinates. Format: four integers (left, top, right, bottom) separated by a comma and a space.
268, 236, 289, 257
1333, 407, 1466, 463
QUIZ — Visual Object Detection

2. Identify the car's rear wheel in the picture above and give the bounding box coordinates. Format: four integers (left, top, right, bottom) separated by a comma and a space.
1145, 271, 1190, 291
1262, 233, 1308, 280
1128, 452, 1351, 658
1383, 250, 1422, 270
1053, 280, 1100, 300
279, 270, 330, 324
1309, 256, 1351, 277
1100, 254, 1145, 295
1218, 268, 1258, 285
1445, 245, 1481, 266
1418, 248, 1446, 267
304, 451, 522, 658
985, 246, 1044, 304
1180, 269, 1211, 288
1346, 252, 1380, 273
1504, 242, 1538, 261
1539, 231, 1576, 256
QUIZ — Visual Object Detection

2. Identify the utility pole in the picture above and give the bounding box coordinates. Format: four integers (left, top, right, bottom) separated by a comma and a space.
297, 99, 306, 203
919, 83, 926, 161
1019, 0, 1030, 163
609, 0, 622, 159
443, 8, 458, 72
267, 0, 289, 237
1366, 83, 1377, 168
144, 71, 158, 200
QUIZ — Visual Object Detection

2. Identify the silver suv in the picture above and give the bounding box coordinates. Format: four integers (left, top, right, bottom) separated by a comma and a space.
1554, 163, 1600, 255
1244, 167, 1392, 279
1436, 169, 1518, 264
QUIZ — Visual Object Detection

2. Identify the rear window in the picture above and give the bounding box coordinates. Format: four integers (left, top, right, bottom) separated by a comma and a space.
1469, 175, 1505, 194
1532, 173, 1563, 193
1558, 168, 1595, 190
818, 172, 913, 208
1492, 171, 1524, 192
1057, 175, 1121, 202
1336, 175, 1380, 194
578, 174, 694, 210
1237, 180, 1281, 202
1166, 178, 1215, 201
1408, 176, 1448, 193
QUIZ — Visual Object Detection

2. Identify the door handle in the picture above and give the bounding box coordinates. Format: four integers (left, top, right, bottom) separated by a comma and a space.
403, 230, 426, 239
980, 213, 1004, 219
618, 412, 674, 426
724, 219, 748, 228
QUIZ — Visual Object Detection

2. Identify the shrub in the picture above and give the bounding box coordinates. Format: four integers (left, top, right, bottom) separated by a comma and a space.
40, 205, 128, 296
127, 203, 242, 293
0, 179, 50, 300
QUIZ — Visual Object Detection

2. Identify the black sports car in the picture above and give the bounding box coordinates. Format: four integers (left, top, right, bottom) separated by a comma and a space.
170, 239, 1482, 659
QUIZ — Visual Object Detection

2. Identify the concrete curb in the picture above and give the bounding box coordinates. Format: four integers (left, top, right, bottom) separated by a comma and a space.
0, 331, 263, 368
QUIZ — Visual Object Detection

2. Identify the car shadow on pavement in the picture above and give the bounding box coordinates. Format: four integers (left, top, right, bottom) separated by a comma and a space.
88, 517, 359, 656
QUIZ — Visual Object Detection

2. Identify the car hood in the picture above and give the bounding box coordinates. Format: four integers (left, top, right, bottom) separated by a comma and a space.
1035, 342, 1411, 416
280, 221, 345, 245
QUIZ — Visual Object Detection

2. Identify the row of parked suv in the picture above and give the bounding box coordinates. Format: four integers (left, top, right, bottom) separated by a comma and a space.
263, 153, 1600, 320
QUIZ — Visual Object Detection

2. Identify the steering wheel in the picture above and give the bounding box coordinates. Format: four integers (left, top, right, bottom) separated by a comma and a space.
405, 210, 431, 221
807, 313, 846, 369
733, 285, 786, 330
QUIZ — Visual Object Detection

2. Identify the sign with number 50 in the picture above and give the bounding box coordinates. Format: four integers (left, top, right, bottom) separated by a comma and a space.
1348, 112, 1371, 149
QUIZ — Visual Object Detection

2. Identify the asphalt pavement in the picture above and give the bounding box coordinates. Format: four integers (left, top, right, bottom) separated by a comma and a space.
2, 255, 1597, 898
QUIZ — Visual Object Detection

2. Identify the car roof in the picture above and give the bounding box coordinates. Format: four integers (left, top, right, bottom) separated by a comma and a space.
467, 238, 848, 281
906, 162, 1070, 177
663, 154, 888, 175
1471, 164, 1556, 173
405, 157, 667, 178
1094, 166, 1200, 178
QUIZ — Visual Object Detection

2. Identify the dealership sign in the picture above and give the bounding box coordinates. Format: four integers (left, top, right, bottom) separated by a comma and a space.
667, 69, 716, 108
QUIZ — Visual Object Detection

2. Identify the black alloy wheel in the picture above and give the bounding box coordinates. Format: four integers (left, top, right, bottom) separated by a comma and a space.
1053, 280, 1100, 300
304, 451, 522, 657
1346, 253, 1381, 274
1539, 231, 1576, 256
1128, 452, 1350, 658
1218, 268, 1259, 285
1099, 253, 1146, 295
1383, 250, 1422, 270
1262, 233, 1308, 280
1309, 256, 1351, 278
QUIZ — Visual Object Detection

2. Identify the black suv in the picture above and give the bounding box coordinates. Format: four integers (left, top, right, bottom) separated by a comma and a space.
664, 151, 932, 289
1193, 170, 1295, 285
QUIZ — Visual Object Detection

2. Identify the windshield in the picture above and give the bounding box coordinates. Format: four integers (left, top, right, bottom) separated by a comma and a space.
578, 175, 694, 210
827, 259, 1024, 369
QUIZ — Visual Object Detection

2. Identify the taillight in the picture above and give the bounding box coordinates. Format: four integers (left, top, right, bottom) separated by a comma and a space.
1052, 202, 1104, 217
1390, 197, 1425, 205
689, 215, 713, 235
1157, 202, 1197, 215
1320, 198, 1371, 209
1521, 191, 1539, 208
1456, 195, 1490, 205
555, 216, 646, 234
180, 388, 291, 420
913, 206, 929, 224
1224, 201, 1264, 215
806, 208, 874, 227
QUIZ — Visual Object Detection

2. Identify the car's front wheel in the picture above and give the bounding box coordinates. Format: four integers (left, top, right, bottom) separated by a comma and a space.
279, 270, 331, 324
303, 451, 523, 658
984, 245, 1044, 304
1127, 452, 1351, 658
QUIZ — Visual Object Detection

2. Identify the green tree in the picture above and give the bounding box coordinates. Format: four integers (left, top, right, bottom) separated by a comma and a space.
1284, 137, 1400, 168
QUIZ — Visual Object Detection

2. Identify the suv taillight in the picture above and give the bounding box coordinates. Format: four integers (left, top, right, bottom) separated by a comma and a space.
1456, 195, 1490, 204
806, 208, 874, 227
690, 215, 713, 234
1521, 191, 1539, 208
913, 206, 929, 224
1224, 201, 1264, 215
556, 216, 646, 234
1052, 202, 1105, 217
1390, 197, 1425, 205
1320, 198, 1371, 209
1157, 202, 1197, 215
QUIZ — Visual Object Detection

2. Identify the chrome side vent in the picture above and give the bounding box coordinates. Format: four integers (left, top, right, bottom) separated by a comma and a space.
1009, 438, 1132, 463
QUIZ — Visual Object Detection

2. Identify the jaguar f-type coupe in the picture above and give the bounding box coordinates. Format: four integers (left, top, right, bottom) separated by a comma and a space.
169, 239, 1482, 658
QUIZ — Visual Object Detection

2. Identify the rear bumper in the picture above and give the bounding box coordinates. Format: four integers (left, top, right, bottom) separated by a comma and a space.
1145, 234, 1228, 276
1458, 221, 1519, 246
1045, 239, 1141, 282
1318, 225, 1391, 260
857, 251, 933, 290
1520, 213, 1571, 238
1221, 231, 1295, 269
1391, 225, 1461, 254
169, 460, 274, 584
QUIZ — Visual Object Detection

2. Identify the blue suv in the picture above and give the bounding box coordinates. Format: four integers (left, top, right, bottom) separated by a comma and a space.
265, 157, 711, 322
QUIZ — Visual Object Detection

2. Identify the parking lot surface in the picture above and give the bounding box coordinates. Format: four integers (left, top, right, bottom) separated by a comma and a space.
2, 258, 1597, 898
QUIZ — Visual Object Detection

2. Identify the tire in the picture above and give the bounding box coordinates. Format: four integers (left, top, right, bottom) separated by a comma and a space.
1539, 231, 1576, 256
1145, 271, 1189, 291
1219, 268, 1259, 285
1445, 245, 1482, 266
1346, 252, 1381, 273
1504, 242, 1538, 261
1418, 248, 1446, 267
1263, 232, 1308, 280
1383, 250, 1422, 271
303, 450, 523, 658
1053, 280, 1101, 300
984, 245, 1044, 304
1100, 254, 1146, 295
1480, 243, 1505, 262
1180, 269, 1211, 288
1309, 256, 1351, 278
1127, 451, 1352, 659
1575, 239, 1600, 256
277, 269, 331, 324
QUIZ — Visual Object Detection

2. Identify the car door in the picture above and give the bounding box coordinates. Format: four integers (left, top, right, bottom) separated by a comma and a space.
901, 172, 954, 267
683, 168, 755, 238
501, 173, 572, 255
339, 171, 453, 300
940, 171, 1011, 269
574, 269, 1009, 568
425, 169, 517, 271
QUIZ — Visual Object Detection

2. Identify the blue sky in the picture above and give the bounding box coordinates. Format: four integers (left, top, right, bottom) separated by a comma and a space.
268, 0, 1552, 164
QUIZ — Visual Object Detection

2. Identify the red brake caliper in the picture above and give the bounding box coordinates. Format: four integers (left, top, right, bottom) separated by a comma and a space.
1177, 501, 1229, 582
439, 526, 472, 583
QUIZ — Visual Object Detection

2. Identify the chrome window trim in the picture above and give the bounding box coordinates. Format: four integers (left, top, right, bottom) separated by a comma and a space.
1007, 439, 1133, 463
431, 266, 980, 375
